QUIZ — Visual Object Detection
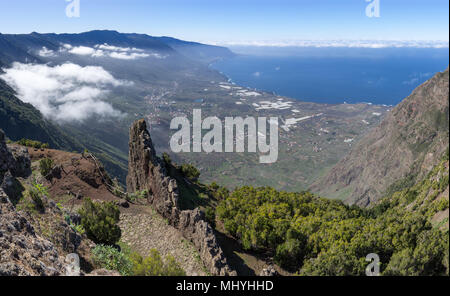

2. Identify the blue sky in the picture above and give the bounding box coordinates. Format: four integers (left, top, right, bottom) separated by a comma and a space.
0, 0, 448, 44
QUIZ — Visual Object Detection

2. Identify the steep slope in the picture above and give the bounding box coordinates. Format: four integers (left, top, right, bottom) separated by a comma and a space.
0, 33, 41, 66
0, 30, 234, 66
0, 129, 93, 276
157, 36, 235, 63
0, 79, 83, 151
311, 67, 449, 206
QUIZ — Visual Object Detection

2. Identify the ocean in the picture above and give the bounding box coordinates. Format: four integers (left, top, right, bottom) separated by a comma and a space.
211, 47, 449, 105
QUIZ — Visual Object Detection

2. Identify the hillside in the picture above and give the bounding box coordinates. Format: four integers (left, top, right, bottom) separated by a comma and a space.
311, 68, 449, 206
216, 152, 449, 275
0, 30, 236, 185
0, 127, 209, 275
0, 129, 95, 275
1, 111, 448, 276
0, 78, 83, 151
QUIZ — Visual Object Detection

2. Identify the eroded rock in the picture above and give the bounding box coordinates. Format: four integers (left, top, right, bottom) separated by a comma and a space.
126, 120, 236, 276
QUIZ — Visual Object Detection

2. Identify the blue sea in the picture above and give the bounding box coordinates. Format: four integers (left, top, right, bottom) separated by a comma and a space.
211, 47, 449, 105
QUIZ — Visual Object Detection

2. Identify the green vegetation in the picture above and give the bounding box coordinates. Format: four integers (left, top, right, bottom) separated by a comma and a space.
131, 249, 186, 276
92, 244, 186, 276
92, 245, 133, 276
0, 79, 82, 151
162, 152, 172, 171
181, 163, 201, 182
125, 189, 148, 203
15, 183, 49, 213
28, 183, 48, 212
204, 206, 216, 227
217, 157, 449, 275
78, 198, 121, 245
39, 158, 54, 179
17, 138, 49, 149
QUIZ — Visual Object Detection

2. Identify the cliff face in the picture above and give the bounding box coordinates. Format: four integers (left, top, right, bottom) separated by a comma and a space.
126, 119, 236, 276
311, 68, 449, 206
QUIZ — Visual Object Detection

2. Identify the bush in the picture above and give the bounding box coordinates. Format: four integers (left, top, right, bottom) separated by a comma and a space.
162, 152, 172, 168
181, 164, 200, 182
204, 206, 216, 228
131, 249, 186, 276
39, 158, 54, 178
92, 245, 133, 276
435, 198, 449, 211
28, 183, 47, 211
209, 183, 230, 200
17, 138, 49, 149
92, 244, 186, 276
78, 198, 121, 245
125, 190, 148, 203
216, 171, 450, 275
274, 234, 307, 271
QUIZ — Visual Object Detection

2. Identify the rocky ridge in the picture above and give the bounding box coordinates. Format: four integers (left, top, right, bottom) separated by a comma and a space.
126, 119, 236, 276
0, 129, 102, 276
0, 129, 67, 275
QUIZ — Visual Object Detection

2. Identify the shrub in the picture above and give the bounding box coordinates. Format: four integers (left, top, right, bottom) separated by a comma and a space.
209, 183, 230, 200
39, 158, 54, 178
111, 178, 125, 198
435, 198, 449, 211
125, 190, 148, 203
17, 138, 49, 149
204, 206, 216, 228
78, 198, 121, 245
28, 183, 47, 211
181, 164, 200, 182
274, 234, 307, 271
131, 249, 186, 276
162, 152, 172, 168
92, 245, 133, 276
209, 182, 219, 191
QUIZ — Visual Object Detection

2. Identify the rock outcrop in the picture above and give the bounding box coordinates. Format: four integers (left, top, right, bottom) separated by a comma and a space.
127, 119, 236, 276
260, 265, 279, 276
311, 68, 449, 206
0, 129, 67, 275
0, 192, 66, 276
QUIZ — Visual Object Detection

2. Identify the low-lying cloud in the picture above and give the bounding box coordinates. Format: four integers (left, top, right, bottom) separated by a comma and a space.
38, 47, 56, 57
211, 40, 449, 48
0, 62, 126, 123
58, 43, 165, 60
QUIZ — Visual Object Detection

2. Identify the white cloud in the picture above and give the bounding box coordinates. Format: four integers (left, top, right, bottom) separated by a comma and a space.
209, 40, 449, 48
68, 46, 97, 56
109, 51, 150, 60
95, 44, 145, 52
38, 47, 55, 57
0, 63, 126, 123
55, 43, 163, 60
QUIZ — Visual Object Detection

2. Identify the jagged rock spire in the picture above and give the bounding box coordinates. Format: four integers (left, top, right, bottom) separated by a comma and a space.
126, 119, 236, 276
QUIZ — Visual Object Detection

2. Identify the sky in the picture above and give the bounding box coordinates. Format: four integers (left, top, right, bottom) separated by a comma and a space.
0, 0, 448, 45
